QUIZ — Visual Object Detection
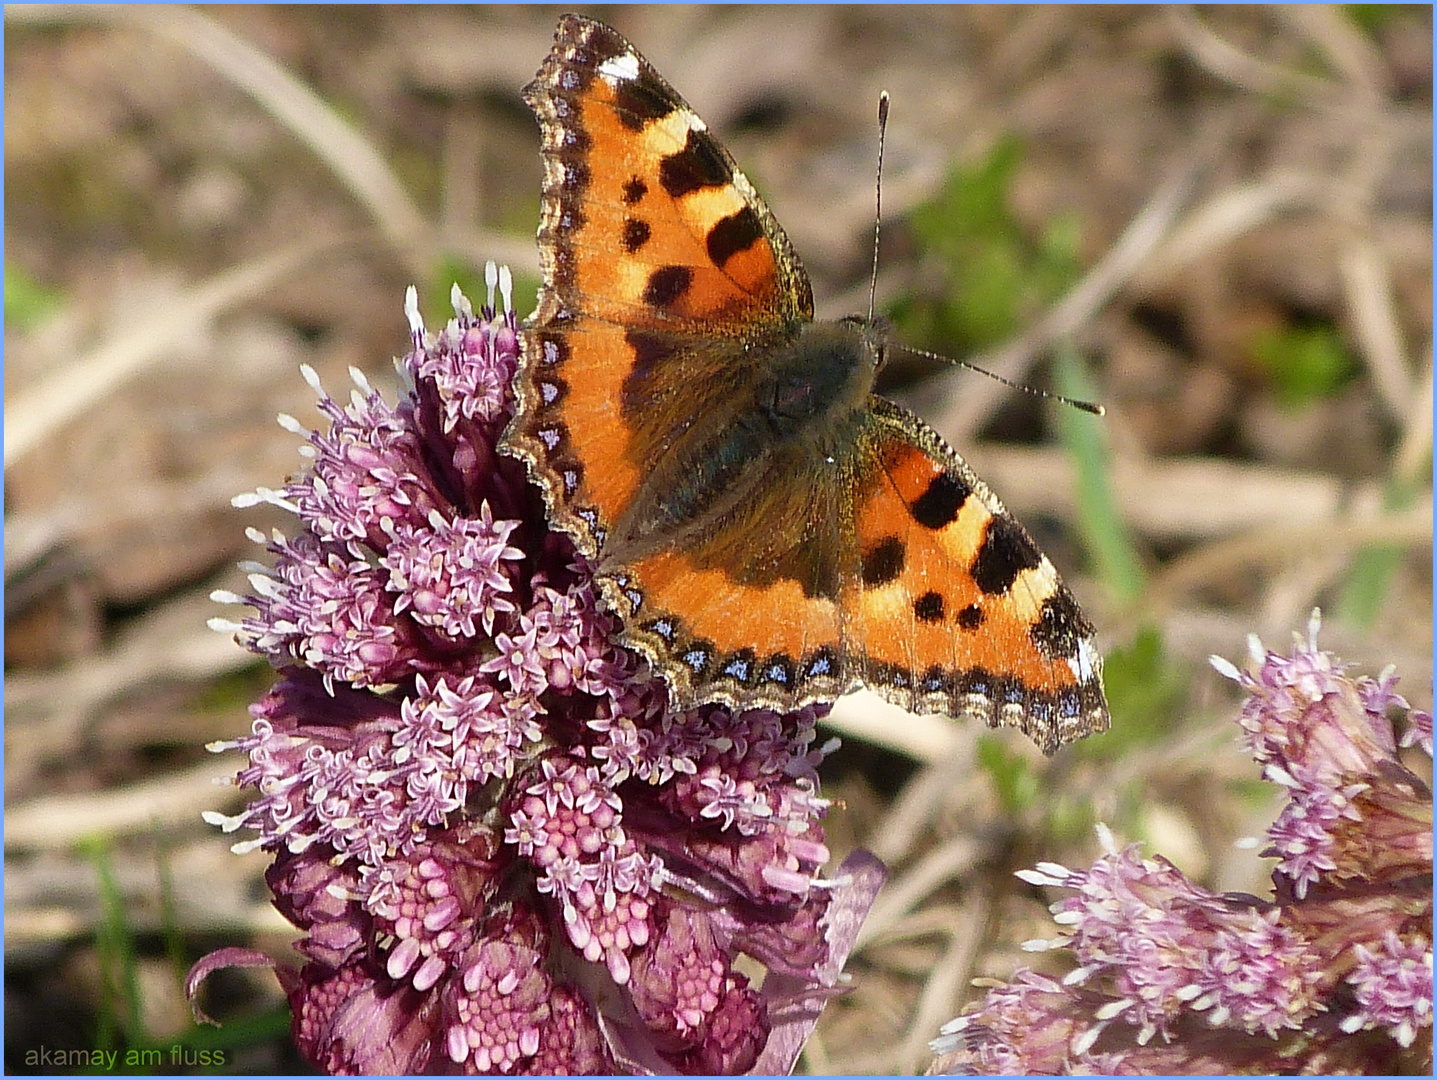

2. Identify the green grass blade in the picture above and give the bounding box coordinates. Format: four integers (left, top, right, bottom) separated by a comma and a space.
1052, 342, 1145, 603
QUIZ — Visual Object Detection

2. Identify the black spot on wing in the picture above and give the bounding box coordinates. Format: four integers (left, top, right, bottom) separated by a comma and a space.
705, 207, 764, 268
956, 603, 984, 630
914, 591, 945, 623
611, 70, 680, 131
1032, 587, 1092, 659
910, 472, 971, 529
860, 536, 905, 588
624, 329, 669, 372
622, 218, 651, 253
659, 129, 731, 198
622, 176, 648, 204
971, 516, 1043, 595
644, 265, 694, 309
577, 20, 633, 70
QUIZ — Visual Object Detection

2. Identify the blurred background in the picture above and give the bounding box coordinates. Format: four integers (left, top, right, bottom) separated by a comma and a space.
5, 5, 1431, 1074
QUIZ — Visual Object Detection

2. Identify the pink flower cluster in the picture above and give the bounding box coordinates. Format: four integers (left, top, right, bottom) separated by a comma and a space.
191, 269, 883, 1075
931, 613, 1432, 1075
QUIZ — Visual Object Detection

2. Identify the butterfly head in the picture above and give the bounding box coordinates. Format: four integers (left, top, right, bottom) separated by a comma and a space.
756, 315, 891, 439
845, 312, 893, 373
829, 312, 895, 393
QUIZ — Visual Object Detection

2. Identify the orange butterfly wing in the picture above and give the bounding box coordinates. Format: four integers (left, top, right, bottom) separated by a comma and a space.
506, 15, 808, 550
503, 15, 846, 699
847, 401, 1107, 752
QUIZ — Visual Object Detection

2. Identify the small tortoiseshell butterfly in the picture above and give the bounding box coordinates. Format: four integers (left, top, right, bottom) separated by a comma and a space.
502, 15, 1109, 753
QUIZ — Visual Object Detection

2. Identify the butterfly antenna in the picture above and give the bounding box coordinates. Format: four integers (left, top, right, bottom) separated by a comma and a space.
899, 343, 1106, 416
867, 91, 890, 324
867, 94, 1100, 419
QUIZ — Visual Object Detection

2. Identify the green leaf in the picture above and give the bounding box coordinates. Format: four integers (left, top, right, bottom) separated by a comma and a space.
1249, 323, 1356, 407
506, 270, 541, 324
71, 837, 294, 1072
193, 666, 271, 715
894, 137, 1082, 355
1344, 4, 1401, 36
1088, 626, 1189, 753
427, 256, 489, 320
1052, 343, 1146, 602
1336, 470, 1430, 627
5, 263, 64, 331
976, 734, 1039, 815
1043, 789, 1100, 845
83, 838, 147, 1051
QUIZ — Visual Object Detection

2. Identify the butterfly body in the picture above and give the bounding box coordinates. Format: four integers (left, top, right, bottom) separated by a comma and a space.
502, 15, 1109, 753
610, 317, 877, 565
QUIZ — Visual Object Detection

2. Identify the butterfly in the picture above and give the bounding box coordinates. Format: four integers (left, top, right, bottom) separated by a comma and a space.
501, 14, 1108, 753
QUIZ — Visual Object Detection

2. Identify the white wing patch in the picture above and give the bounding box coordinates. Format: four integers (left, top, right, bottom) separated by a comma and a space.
597, 51, 641, 85
1069, 638, 1102, 682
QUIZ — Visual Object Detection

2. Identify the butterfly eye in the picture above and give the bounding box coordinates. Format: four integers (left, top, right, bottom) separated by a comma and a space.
837, 314, 888, 372
865, 318, 892, 374
762, 377, 817, 422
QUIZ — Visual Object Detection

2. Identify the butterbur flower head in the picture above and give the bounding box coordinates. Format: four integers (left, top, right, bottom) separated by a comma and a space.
1341, 930, 1434, 1048
1213, 613, 1433, 898
287, 963, 441, 1075
1401, 707, 1433, 756
1024, 831, 1326, 1045
932, 613, 1432, 1075
193, 270, 883, 1075
628, 904, 770, 1072
1224, 612, 1398, 780
444, 910, 554, 1073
